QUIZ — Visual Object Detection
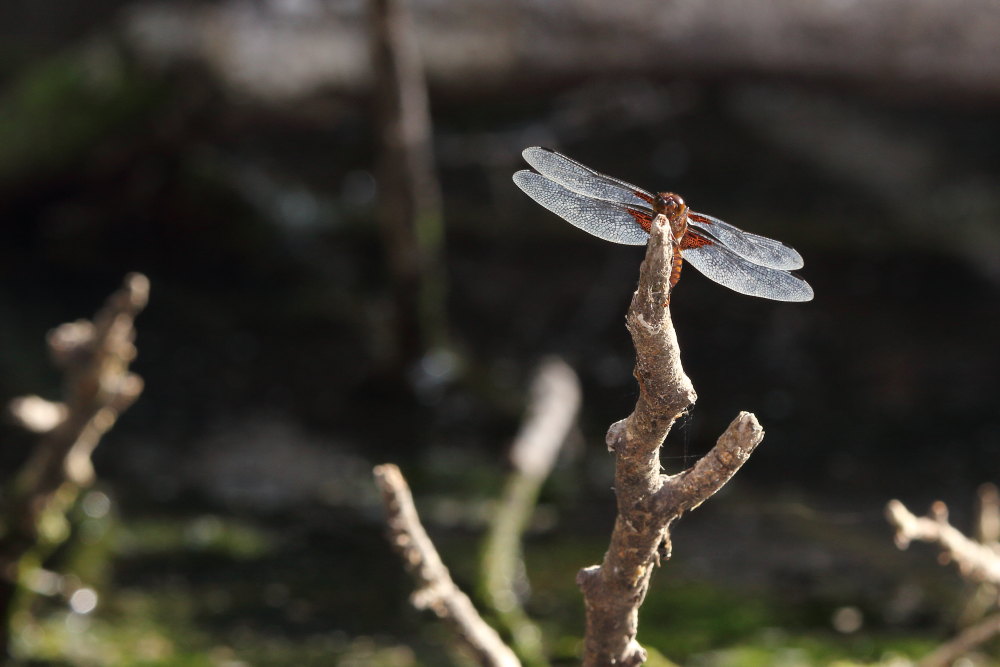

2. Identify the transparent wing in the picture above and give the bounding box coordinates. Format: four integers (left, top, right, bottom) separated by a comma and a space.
522, 147, 655, 209
688, 212, 804, 270
513, 170, 650, 245
681, 234, 814, 302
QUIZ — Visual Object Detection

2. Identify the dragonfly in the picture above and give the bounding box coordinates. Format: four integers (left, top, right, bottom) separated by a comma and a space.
512, 147, 813, 302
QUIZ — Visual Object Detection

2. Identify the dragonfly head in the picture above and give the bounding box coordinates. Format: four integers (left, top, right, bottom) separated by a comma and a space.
655, 192, 687, 217
654, 192, 688, 238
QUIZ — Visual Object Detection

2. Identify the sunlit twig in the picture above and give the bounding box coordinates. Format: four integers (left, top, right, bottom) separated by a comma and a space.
374, 464, 520, 667
0, 273, 148, 658
577, 215, 764, 666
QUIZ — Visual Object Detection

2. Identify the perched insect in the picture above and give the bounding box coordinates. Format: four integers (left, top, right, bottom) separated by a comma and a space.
513, 147, 813, 302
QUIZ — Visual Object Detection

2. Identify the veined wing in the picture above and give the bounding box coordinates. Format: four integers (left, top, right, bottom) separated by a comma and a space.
688, 211, 804, 270
521, 147, 655, 209
513, 170, 651, 245
681, 231, 813, 302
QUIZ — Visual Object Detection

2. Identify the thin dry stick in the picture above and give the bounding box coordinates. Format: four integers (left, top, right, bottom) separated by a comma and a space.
918, 612, 1000, 667
887, 495, 1000, 665
481, 357, 581, 666
886, 499, 1000, 585
0, 273, 148, 657
576, 215, 765, 666
976, 483, 1000, 545
956, 483, 1000, 628
373, 464, 521, 667
370, 0, 448, 365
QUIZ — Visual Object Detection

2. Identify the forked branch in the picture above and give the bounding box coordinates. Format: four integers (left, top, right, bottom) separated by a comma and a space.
577, 215, 765, 666
886, 498, 1000, 585
886, 493, 1000, 666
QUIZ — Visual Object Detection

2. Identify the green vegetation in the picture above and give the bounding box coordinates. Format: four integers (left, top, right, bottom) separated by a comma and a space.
0, 42, 162, 182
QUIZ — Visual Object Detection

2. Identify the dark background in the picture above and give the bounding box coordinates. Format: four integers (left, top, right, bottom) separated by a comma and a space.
2, 1, 1000, 664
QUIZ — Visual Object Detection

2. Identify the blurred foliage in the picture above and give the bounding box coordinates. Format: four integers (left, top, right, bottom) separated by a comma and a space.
0, 41, 162, 183
11, 496, 951, 665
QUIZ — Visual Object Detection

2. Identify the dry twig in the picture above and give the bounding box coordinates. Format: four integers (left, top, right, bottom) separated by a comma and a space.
507, 358, 581, 481
576, 215, 765, 666
887, 493, 1000, 665
0, 273, 148, 657
976, 483, 1000, 545
918, 612, 1000, 667
886, 499, 1000, 585
373, 464, 521, 667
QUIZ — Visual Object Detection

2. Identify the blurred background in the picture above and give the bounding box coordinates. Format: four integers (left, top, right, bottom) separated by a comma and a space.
3, 0, 1000, 664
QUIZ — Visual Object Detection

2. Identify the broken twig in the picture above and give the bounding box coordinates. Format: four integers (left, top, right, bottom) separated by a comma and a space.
373, 464, 520, 667
0, 273, 148, 658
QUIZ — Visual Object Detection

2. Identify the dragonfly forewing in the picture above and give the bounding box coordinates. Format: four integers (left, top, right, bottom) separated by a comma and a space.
513, 170, 651, 245
522, 147, 655, 209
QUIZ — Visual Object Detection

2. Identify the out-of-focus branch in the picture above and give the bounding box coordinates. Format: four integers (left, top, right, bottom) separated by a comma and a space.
369, 0, 447, 367
959, 483, 1000, 627
887, 493, 1000, 666
918, 612, 1000, 667
507, 358, 581, 480
885, 484, 1000, 667
976, 483, 1000, 545
576, 216, 765, 666
0, 273, 148, 658
373, 464, 520, 667
481, 357, 581, 666
886, 499, 1000, 585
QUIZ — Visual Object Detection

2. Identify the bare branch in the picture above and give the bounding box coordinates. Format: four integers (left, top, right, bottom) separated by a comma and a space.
887, 494, 1000, 664
373, 464, 521, 667
578, 216, 764, 666
886, 499, 1000, 584
0, 273, 148, 658
656, 412, 764, 516
977, 483, 1000, 545
509, 357, 581, 480
918, 613, 1000, 667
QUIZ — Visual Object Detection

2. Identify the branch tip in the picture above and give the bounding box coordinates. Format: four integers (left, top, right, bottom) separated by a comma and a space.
887, 497, 1000, 585
605, 419, 627, 452
123, 272, 150, 305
